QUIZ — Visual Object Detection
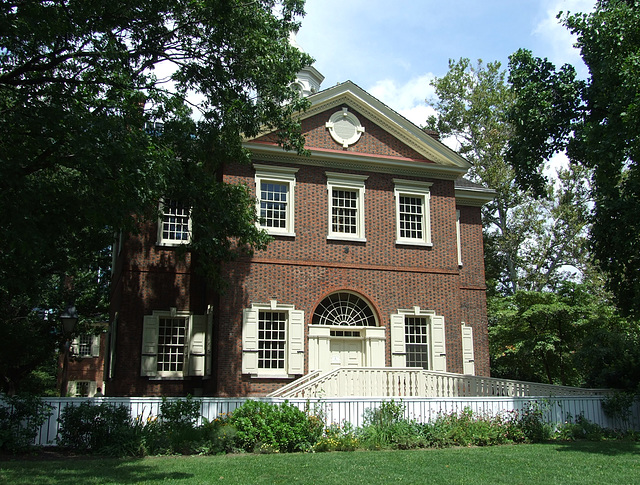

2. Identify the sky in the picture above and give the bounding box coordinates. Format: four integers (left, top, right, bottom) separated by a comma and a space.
295, 0, 597, 126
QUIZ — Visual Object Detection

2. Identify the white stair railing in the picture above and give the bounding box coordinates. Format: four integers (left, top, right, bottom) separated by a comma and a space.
274, 368, 611, 399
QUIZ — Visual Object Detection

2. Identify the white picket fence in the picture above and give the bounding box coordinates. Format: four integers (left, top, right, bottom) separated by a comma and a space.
29, 395, 640, 446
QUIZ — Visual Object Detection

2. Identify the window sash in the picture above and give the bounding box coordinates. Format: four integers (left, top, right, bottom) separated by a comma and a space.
160, 199, 191, 244
398, 195, 424, 240
258, 311, 286, 370
157, 317, 186, 373
260, 182, 289, 229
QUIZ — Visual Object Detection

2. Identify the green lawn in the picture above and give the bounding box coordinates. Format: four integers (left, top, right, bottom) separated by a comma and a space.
1, 442, 639, 485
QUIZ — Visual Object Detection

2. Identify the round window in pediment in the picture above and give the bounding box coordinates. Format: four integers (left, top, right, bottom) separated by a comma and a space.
325, 108, 365, 148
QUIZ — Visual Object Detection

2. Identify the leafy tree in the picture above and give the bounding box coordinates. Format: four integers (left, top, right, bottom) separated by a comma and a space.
0, 0, 311, 393
425, 59, 590, 296
507, 0, 640, 317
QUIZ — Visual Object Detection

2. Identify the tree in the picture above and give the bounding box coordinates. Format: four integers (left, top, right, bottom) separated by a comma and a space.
489, 282, 631, 387
0, 0, 311, 393
425, 59, 590, 296
507, 0, 640, 317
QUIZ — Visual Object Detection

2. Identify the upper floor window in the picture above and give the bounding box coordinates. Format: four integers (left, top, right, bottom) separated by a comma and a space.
71, 334, 100, 358
254, 164, 298, 237
326, 172, 368, 241
394, 179, 433, 246
158, 199, 191, 246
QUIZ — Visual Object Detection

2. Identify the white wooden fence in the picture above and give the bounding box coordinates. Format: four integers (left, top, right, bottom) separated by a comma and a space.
29, 395, 640, 446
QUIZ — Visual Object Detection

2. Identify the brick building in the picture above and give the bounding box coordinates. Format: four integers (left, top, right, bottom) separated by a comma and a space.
107, 71, 494, 397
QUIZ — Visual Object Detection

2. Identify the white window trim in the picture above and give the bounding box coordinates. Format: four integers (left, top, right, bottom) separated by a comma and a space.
254, 164, 298, 237
326, 172, 368, 242
140, 309, 210, 379
390, 306, 446, 372
157, 199, 192, 247
242, 300, 305, 378
394, 179, 433, 247
456, 209, 463, 267
71, 333, 100, 358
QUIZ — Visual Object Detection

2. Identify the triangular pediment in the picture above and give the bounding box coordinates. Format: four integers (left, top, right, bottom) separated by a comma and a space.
246, 81, 471, 179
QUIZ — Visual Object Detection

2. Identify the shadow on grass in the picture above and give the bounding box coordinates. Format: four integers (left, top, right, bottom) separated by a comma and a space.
550, 440, 640, 456
0, 456, 194, 485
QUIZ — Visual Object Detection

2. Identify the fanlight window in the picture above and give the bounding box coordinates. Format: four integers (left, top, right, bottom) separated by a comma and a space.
312, 293, 376, 327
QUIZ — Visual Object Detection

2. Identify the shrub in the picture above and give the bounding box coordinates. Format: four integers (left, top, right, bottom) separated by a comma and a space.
359, 400, 427, 450
57, 401, 141, 455
0, 394, 52, 452
515, 401, 553, 443
314, 422, 359, 452
226, 400, 323, 453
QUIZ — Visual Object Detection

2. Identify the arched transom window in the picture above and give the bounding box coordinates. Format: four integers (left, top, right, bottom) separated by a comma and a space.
312, 292, 377, 327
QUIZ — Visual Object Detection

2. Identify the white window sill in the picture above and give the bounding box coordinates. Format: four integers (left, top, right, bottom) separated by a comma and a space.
395, 240, 433, 248
327, 235, 367, 243
248, 373, 294, 379
264, 230, 296, 238
156, 241, 191, 248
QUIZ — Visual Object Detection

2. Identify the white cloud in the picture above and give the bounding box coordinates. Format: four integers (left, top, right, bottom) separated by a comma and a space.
534, 0, 597, 76
367, 75, 438, 126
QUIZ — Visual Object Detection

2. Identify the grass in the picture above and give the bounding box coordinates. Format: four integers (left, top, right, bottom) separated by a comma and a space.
1, 441, 639, 485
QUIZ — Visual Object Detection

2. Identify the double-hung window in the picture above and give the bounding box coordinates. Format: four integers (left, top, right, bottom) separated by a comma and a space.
158, 199, 191, 246
326, 172, 368, 241
71, 334, 100, 358
254, 164, 298, 237
140, 309, 210, 378
394, 180, 433, 246
242, 301, 304, 377
390, 307, 446, 372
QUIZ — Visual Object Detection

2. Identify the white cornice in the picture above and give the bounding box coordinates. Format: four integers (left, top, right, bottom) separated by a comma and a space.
455, 187, 496, 206
243, 142, 468, 180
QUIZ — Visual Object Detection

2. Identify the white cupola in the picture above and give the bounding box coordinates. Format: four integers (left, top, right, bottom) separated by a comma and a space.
289, 32, 324, 97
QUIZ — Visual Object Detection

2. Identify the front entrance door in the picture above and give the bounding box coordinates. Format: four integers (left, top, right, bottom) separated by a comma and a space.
330, 339, 362, 368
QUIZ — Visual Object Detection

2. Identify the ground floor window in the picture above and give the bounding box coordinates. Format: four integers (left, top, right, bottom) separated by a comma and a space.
242, 301, 304, 377
140, 310, 210, 378
390, 308, 447, 372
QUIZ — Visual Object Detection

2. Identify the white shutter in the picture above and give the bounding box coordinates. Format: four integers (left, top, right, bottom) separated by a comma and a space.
288, 310, 305, 374
242, 308, 259, 374
431, 315, 447, 372
140, 315, 159, 376
390, 313, 406, 367
88, 381, 98, 397
70, 338, 80, 356
67, 381, 77, 397
462, 324, 475, 375
205, 312, 213, 376
91, 335, 100, 357
189, 315, 207, 376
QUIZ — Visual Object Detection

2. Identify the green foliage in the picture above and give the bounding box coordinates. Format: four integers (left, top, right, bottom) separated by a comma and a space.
507, 0, 640, 318
426, 58, 591, 297
314, 422, 359, 452
515, 402, 554, 443
0, 394, 52, 452
422, 407, 526, 447
57, 401, 143, 456
225, 400, 323, 453
0, 0, 311, 392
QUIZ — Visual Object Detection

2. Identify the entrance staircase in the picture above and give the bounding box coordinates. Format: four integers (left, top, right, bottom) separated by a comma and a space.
267, 367, 610, 398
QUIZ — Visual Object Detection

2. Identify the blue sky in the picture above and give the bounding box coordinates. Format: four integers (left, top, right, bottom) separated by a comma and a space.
296, 0, 596, 125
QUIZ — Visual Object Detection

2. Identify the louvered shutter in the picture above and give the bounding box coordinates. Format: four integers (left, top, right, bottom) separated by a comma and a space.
431, 316, 447, 372
189, 315, 207, 376
390, 313, 406, 367
242, 308, 259, 374
462, 324, 475, 375
140, 315, 158, 376
287, 310, 305, 374
91, 335, 100, 357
